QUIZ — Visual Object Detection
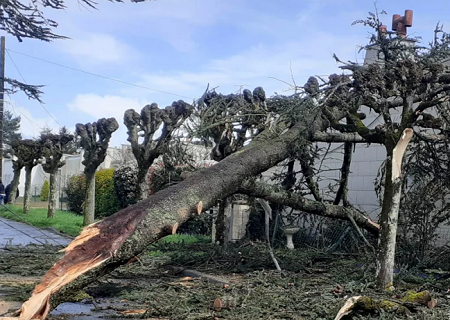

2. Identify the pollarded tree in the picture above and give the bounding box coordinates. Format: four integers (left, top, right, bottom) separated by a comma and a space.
124, 101, 193, 200
40, 130, 74, 218
10, 139, 42, 213
328, 10, 450, 286
76, 118, 119, 226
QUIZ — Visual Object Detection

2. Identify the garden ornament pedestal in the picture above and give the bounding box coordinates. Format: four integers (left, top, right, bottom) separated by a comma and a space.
283, 227, 300, 250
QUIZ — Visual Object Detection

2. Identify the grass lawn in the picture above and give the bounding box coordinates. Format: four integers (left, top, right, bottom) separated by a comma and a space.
0, 205, 212, 242
160, 234, 211, 244
0, 205, 83, 236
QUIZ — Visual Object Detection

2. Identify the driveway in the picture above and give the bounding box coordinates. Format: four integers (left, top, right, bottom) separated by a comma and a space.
0, 217, 72, 247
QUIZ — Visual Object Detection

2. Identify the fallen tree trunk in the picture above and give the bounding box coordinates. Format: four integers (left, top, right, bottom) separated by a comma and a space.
16, 117, 330, 320
239, 180, 380, 235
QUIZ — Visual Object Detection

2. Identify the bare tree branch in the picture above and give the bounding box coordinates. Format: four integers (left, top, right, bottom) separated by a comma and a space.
239, 180, 380, 235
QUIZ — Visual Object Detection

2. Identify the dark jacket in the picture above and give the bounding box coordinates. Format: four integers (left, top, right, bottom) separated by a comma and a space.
0, 183, 5, 194
5, 183, 19, 203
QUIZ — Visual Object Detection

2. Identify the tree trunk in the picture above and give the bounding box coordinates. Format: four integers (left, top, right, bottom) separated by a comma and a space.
137, 169, 148, 200
215, 198, 228, 245
83, 170, 96, 226
47, 171, 58, 218
54, 171, 60, 211
23, 166, 32, 214
376, 129, 413, 288
334, 141, 352, 206
15, 113, 346, 320
8, 167, 21, 205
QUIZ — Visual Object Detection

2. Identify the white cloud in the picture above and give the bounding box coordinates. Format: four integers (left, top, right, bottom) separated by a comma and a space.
49, 0, 234, 53
67, 94, 149, 121
67, 94, 154, 146
119, 31, 365, 105
57, 33, 139, 67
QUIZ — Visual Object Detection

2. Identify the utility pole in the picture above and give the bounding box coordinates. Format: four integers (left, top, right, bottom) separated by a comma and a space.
0, 36, 5, 181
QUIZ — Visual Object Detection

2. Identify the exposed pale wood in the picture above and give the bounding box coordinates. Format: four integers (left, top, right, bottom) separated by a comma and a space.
392, 128, 414, 181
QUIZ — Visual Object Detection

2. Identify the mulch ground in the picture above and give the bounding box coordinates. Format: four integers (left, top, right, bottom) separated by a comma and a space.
1, 242, 450, 319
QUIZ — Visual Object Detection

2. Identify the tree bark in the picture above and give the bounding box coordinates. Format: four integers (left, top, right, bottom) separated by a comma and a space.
23, 166, 32, 214
334, 141, 352, 206
215, 198, 227, 245
137, 169, 148, 200
376, 129, 413, 288
83, 170, 96, 226
47, 171, 57, 218
299, 154, 322, 201
8, 167, 21, 205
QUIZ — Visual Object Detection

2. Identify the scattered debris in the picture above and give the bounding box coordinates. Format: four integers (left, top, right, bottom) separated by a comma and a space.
1, 243, 450, 319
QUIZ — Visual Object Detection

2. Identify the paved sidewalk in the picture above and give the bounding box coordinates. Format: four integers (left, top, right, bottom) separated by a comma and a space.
0, 217, 72, 247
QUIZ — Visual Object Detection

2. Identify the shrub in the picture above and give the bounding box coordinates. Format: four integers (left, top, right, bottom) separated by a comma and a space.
148, 166, 184, 194
95, 168, 120, 217
65, 170, 120, 218
64, 174, 86, 215
113, 165, 140, 209
40, 180, 50, 201
178, 211, 215, 235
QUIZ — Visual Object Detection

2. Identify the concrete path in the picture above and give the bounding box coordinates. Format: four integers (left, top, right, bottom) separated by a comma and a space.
0, 217, 72, 247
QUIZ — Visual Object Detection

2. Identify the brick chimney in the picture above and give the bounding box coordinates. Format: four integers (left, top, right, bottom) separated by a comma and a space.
363, 10, 415, 65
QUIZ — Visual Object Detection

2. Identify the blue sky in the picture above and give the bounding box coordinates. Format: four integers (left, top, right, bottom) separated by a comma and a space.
4, 0, 450, 146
